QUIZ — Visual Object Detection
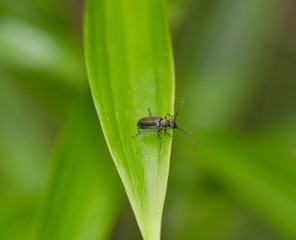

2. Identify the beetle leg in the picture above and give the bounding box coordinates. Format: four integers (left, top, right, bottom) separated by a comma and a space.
165, 113, 173, 120
164, 128, 173, 138
133, 128, 141, 137
157, 128, 163, 148
148, 108, 153, 117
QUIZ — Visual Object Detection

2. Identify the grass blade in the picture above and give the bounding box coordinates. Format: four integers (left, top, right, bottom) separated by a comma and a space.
84, 0, 175, 239
31, 98, 123, 240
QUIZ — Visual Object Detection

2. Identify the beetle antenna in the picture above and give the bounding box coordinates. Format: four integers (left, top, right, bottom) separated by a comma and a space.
176, 127, 196, 149
174, 96, 187, 119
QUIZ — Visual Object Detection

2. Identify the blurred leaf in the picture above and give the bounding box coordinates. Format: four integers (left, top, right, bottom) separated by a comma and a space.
31, 97, 123, 240
0, 75, 48, 195
164, 154, 280, 240
0, 16, 85, 87
169, 1, 296, 238
0, 195, 36, 240
164, 192, 279, 240
84, 0, 174, 239
175, 0, 283, 131
197, 132, 296, 239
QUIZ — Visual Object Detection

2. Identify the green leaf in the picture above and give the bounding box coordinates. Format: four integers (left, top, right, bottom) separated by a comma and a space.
84, 0, 175, 239
0, 16, 85, 87
31, 98, 123, 240
0, 195, 36, 240
197, 132, 296, 239
0, 76, 48, 194
175, 0, 282, 131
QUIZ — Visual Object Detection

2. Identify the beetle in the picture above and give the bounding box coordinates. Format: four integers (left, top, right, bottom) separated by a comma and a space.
134, 98, 196, 148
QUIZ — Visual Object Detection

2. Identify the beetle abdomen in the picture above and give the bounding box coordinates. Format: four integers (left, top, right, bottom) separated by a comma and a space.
137, 117, 162, 129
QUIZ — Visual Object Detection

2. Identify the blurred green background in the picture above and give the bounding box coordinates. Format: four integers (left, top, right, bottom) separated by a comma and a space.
1, 0, 296, 239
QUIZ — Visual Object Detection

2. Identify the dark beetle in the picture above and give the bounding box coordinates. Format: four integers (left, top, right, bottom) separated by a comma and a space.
134, 99, 196, 148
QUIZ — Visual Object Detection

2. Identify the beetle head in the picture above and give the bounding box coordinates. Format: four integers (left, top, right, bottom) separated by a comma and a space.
168, 119, 177, 129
